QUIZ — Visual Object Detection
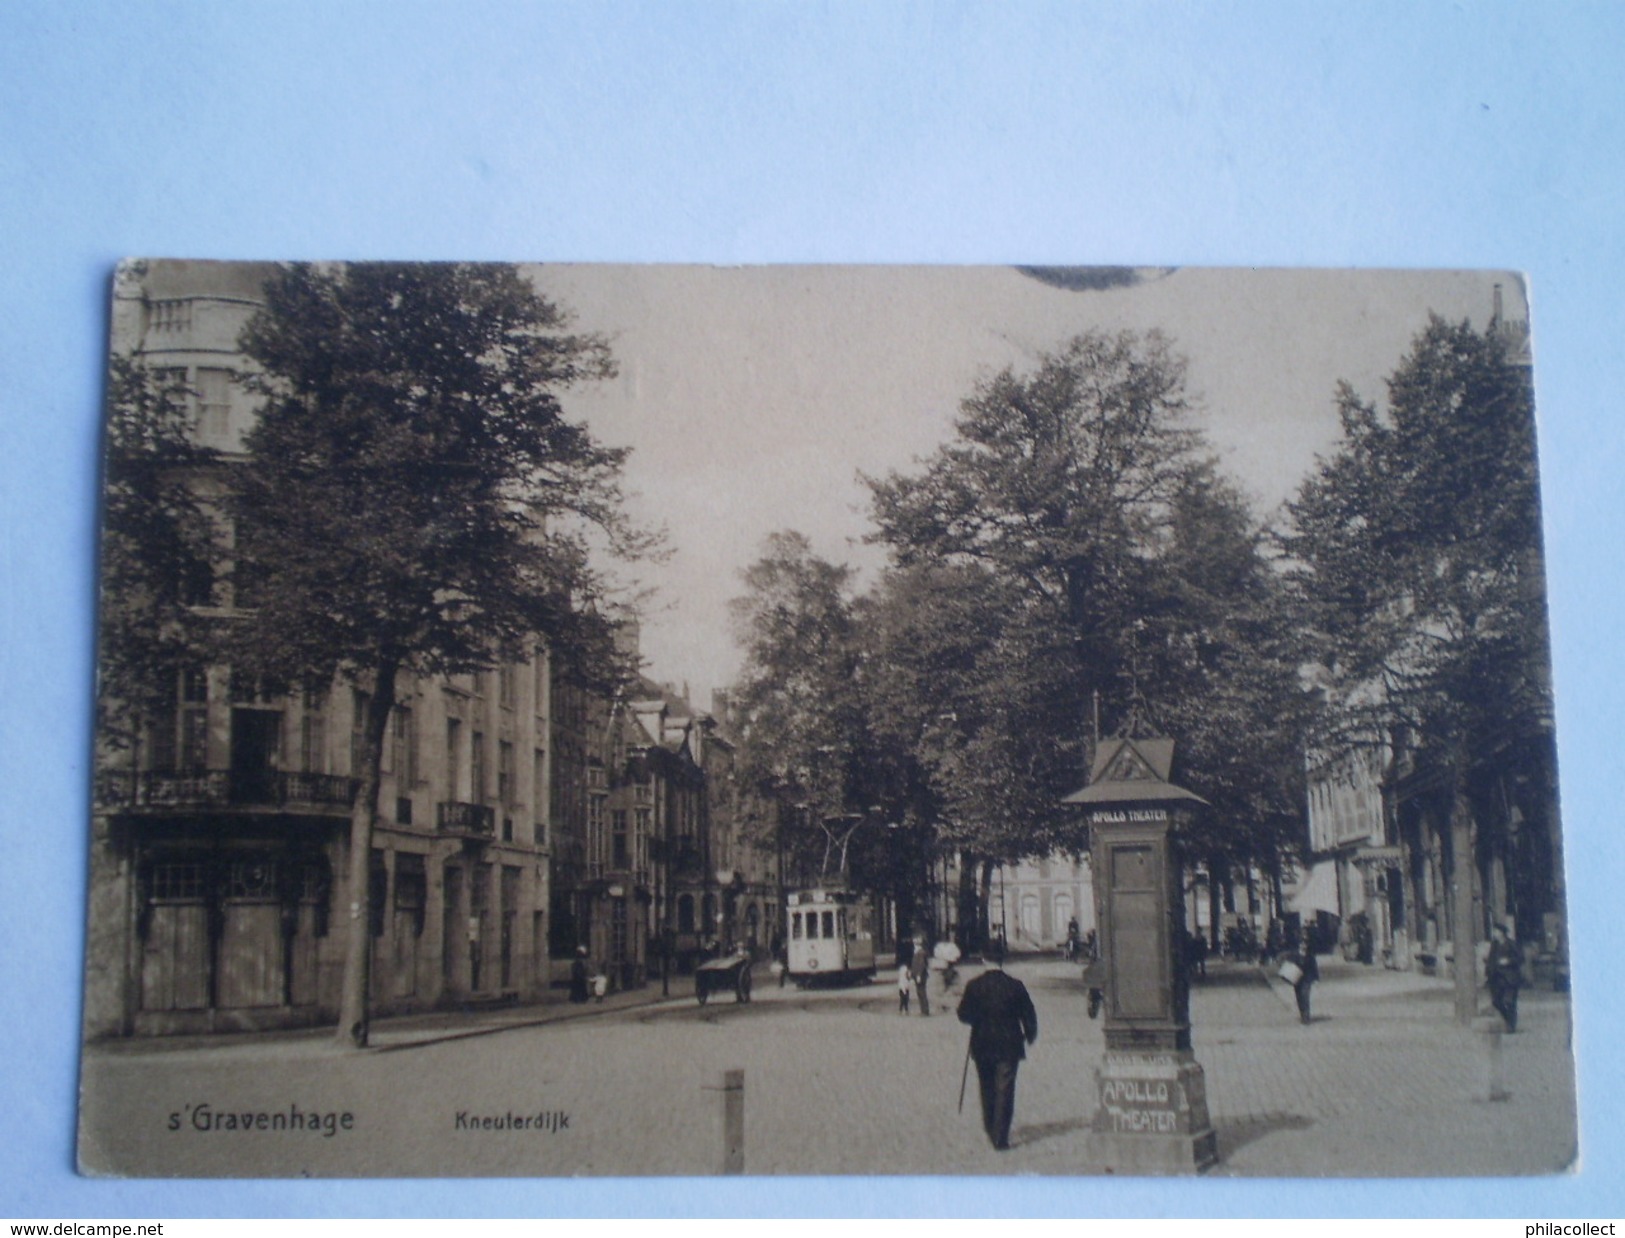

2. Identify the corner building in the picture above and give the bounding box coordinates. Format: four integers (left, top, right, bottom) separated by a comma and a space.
85, 262, 559, 1037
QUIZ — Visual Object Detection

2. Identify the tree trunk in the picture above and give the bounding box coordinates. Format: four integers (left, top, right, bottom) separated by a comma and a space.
956, 855, 979, 951
891, 866, 915, 946
336, 659, 399, 1048
1208, 853, 1224, 951
1449, 756, 1480, 1026
978, 858, 995, 950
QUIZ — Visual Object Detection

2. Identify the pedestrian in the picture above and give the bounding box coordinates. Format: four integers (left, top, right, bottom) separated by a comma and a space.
1486, 921, 1522, 1032
1081, 929, 1106, 1019
568, 945, 590, 1004
1261, 919, 1283, 967
897, 960, 912, 1014
908, 934, 932, 1016
1187, 932, 1208, 981
956, 942, 1038, 1151
1283, 929, 1318, 1024
935, 937, 962, 991
1065, 916, 1081, 962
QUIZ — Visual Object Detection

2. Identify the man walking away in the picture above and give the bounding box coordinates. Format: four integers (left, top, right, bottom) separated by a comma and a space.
956, 944, 1038, 1150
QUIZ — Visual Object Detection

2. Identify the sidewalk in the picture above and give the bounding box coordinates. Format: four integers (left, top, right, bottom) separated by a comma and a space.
86, 967, 708, 1060
1184, 955, 1577, 1175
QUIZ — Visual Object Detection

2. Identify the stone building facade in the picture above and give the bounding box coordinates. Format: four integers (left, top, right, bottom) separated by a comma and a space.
86, 262, 559, 1037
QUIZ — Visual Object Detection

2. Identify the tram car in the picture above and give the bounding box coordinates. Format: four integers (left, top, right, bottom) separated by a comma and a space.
785, 888, 876, 986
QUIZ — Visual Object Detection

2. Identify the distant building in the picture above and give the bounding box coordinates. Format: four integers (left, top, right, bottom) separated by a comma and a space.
986, 852, 1095, 952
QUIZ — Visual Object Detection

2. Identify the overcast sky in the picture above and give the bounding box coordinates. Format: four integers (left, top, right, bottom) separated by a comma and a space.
532, 265, 1523, 703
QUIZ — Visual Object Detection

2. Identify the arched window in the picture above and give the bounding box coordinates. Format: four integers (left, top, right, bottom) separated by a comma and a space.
1020, 894, 1040, 941
1053, 893, 1074, 941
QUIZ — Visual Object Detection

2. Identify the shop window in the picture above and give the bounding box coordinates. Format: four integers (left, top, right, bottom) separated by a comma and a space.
151, 861, 206, 902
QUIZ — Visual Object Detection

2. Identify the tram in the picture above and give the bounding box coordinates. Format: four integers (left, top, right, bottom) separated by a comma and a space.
785, 888, 876, 986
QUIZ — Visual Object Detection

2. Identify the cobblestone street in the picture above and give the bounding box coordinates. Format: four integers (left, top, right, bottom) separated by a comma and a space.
79, 955, 1577, 1179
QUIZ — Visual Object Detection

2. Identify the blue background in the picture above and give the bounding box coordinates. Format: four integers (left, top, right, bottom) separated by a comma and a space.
2, 0, 1621, 1219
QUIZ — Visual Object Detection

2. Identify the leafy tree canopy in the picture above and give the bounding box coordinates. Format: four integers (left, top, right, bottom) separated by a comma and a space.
97, 355, 219, 744
865, 330, 1306, 869
230, 261, 649, 691
1281, 314, 1548, 761
727, 532, 869, 876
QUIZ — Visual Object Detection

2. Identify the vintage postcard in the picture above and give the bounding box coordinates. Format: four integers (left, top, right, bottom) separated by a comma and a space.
79, 261, 1574, 1177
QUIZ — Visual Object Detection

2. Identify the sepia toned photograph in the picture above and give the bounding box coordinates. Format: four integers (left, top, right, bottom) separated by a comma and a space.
78, 260, 1574, 1179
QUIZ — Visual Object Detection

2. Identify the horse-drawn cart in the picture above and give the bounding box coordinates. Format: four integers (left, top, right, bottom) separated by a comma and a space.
694, 953, 753, 1005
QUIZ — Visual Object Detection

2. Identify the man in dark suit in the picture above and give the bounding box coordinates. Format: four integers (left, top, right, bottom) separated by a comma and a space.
956, 946, 1038, 1150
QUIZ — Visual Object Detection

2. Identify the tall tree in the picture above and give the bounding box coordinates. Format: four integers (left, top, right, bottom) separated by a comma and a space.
854, 560, 1053, 944
96, 355, 220, 749
1280, 313, 1548, 1022
727, 531, 869, 884
229, 262, 645, 1046
1138, 464, 1313, 936
866, 330, 1302, 876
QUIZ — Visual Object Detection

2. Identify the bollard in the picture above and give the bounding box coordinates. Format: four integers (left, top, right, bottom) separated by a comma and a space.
705, 1068, 745, 1173
1472, 1014, 1509, 1102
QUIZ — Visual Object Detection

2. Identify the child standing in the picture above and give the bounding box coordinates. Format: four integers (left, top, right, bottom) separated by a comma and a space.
897, 961, 912, 1014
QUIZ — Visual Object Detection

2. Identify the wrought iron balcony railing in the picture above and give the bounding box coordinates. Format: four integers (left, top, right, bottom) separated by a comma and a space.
438, 800, 496, 839
96, 769, 358, 812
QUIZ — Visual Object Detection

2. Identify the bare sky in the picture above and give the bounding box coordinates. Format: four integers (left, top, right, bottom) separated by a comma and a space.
532, 265, 1524, 703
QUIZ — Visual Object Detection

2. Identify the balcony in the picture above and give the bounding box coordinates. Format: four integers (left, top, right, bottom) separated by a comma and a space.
671, 841, 704, 877
587, 861, 652, 896
97, 769, 358, 813
438, 800, 496, 840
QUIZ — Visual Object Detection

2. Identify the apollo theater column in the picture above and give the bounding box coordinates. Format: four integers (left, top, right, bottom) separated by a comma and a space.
1063, 735, 1217, 1174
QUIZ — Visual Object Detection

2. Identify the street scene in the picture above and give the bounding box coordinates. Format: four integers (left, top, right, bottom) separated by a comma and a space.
81, 261, 1573, 1177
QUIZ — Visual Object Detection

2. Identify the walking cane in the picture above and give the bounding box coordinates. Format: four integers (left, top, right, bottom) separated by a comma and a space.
957, 1040, 972, 1114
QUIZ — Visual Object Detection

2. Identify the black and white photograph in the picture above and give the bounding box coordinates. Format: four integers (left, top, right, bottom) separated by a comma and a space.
77, 259, 1574, 1179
